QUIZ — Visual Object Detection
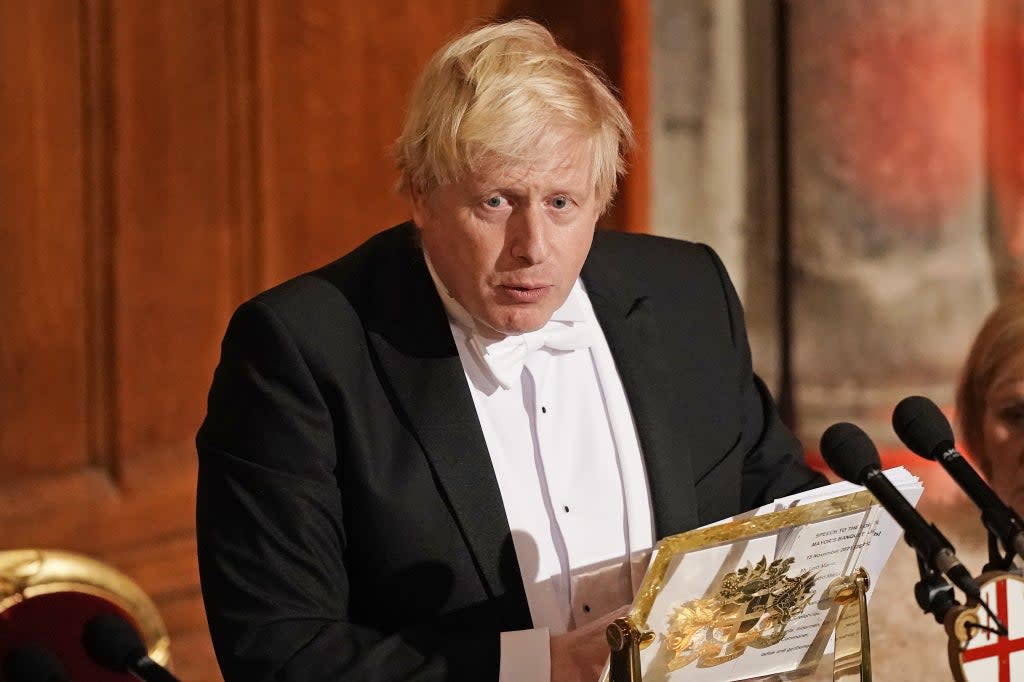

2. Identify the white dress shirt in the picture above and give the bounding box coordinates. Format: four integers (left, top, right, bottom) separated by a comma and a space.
424, 255, 655, 681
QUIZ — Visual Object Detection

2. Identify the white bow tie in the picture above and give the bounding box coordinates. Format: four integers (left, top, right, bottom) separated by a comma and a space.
469, 321, 594, 389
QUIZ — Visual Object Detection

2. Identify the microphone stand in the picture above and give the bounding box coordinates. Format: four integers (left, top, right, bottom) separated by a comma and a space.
913, 554, 959, 625
914, 552, 1007, 635
982, 526, 1017, 573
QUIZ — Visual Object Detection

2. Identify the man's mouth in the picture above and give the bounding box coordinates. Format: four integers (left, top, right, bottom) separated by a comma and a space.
499, 284, 550, 302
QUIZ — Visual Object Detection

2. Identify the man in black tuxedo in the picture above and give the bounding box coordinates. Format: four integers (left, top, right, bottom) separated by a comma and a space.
196, 19, 825, 682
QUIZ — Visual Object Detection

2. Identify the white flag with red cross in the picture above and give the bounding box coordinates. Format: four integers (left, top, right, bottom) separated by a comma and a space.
957, 573, 1024, 682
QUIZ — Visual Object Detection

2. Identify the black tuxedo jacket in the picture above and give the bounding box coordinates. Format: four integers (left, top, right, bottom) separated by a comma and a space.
196, 222, 824, 681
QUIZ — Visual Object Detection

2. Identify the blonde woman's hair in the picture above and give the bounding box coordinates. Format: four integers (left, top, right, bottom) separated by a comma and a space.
957, 290, 1024, 475
395, 19, 634, 213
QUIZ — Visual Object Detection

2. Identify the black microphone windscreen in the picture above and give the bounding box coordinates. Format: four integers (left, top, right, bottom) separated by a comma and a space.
3, 644, 69, 682
82, 612, 147, 670
892, 395, 955, 460
820, 422, 881, 484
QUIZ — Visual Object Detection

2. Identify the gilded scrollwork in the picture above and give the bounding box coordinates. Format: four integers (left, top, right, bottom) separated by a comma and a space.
0, 549, 44, 601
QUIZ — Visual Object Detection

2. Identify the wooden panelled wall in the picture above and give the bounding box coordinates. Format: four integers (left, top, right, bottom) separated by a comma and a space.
0, 2, 648, 679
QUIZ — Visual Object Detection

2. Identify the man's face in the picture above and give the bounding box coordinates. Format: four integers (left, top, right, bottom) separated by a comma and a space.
412, 133, 601, 336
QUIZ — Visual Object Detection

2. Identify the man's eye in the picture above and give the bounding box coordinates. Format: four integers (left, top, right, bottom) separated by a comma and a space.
484, 196, 507, 208
551, 196, 570, 210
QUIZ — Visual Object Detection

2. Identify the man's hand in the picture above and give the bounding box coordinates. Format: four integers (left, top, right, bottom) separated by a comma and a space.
550, 606, 630, 682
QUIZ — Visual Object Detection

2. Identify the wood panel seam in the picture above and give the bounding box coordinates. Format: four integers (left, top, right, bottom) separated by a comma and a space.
226, 0, 264, 302
80, 0, 121, 484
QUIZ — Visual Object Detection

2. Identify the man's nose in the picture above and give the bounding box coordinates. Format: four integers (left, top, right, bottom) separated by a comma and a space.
507, 205, 550, 264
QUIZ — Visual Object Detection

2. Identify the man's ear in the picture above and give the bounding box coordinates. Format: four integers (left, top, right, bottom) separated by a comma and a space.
408, 184, 431, 228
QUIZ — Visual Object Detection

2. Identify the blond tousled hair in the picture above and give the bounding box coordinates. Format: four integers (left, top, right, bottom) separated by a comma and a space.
395, 19, 634, 213
957, 290, 1024, 474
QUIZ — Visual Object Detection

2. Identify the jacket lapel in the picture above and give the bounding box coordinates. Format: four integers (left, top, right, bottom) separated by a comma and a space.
582, 236, 701, 539
364, 228, 531, 630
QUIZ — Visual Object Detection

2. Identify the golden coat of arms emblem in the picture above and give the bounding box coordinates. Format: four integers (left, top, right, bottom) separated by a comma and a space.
663, 556, 817, 671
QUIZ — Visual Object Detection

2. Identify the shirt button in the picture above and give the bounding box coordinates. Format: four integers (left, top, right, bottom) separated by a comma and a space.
563, 505, 570, 513
541, 406, 548, 414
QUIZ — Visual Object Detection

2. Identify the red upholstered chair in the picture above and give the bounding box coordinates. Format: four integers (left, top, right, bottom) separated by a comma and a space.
0, 549, 171, 681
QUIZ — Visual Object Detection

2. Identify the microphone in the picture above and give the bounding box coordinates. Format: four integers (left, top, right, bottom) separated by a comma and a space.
2, 644, 69, 682
82, 612, 181, 682
820, 422, 984, 602
893, 395, 1024, 560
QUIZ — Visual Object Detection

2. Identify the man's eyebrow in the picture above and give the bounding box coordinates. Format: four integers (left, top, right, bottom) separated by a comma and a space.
476, 185, 525, 197
467, 181, 590, 199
